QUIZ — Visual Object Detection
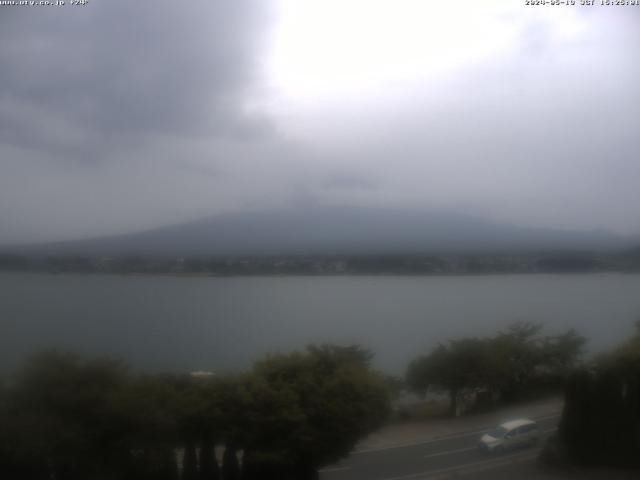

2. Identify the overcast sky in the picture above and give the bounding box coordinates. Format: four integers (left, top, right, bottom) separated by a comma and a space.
1, 0, 639, 245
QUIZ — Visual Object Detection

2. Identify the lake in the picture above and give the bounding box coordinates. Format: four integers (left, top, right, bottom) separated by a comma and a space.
1, 272, 639, 375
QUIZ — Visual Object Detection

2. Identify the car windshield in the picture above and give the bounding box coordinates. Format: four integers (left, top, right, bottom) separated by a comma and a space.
488, 427, 509, 438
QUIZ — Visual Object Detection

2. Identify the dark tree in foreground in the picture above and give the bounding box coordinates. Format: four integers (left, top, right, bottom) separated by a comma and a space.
4, 351, 133, 480
0, 345, 389, 480
183, 440, 198, 480
222, 444, 241, 480
199, 437, 220, 480
548, 365, 640, 467
241, 345, 391, 479
542, 321, 640, 467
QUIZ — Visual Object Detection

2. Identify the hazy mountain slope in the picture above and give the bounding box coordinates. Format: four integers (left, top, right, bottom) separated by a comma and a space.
4, 207, 634, 256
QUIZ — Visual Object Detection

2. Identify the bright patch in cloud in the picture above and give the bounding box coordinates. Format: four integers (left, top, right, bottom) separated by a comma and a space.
269, 0, 512, 100
268, 0, 588, 102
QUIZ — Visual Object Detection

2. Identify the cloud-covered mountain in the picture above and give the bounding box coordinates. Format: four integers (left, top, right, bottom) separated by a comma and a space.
7, 207, 635, 257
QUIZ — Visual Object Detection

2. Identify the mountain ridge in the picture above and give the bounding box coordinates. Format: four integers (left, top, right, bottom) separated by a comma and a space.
2, 206, 636, 257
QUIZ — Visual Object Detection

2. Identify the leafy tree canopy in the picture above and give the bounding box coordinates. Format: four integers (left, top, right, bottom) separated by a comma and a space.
406, 322, 586, 411
242, 344, 391, 473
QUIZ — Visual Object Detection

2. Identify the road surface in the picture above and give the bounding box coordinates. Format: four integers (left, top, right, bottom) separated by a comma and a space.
319, 415, 573, 480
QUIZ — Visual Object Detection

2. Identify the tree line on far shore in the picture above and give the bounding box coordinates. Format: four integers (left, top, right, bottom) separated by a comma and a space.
2, 251, 640, 276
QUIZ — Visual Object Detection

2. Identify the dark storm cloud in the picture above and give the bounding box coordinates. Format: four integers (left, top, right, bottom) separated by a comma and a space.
0, 0, 272, 157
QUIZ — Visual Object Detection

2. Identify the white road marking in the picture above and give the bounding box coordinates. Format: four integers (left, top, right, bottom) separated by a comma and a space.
379, 450, 538, 480
435, 452, 539, 479
422, 428, 557, 461
423, 446, 476, 459
318, 466, 352, 473
321, 419, 559, 477
532, 413, 562, 422
351, 414, 560, 455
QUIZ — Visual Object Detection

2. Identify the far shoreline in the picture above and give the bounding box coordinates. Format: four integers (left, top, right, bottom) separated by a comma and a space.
1, 269, 639, 279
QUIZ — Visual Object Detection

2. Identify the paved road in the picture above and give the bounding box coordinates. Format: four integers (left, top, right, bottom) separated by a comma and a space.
319, 415, 563, 480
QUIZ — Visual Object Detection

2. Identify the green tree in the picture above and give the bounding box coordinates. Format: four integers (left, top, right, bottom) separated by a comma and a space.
406, 339, 496, 415
598, 319, 640, 367
407, 322, 586, 412
406, 344, 447, 397
540, 328, 586, 370
112, 373, 182, 480
547, 322, 640, 467
491, 322, 545, 401
6, 351, 133, 479
198, 436, 220, 480
241, 344, 391, 479
221, 444, 240, 480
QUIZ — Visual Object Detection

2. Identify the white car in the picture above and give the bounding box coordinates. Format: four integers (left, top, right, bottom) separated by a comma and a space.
477, 418, 539, 453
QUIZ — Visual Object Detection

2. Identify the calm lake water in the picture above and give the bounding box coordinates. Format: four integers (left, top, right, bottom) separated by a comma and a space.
1, 272, 639, 375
